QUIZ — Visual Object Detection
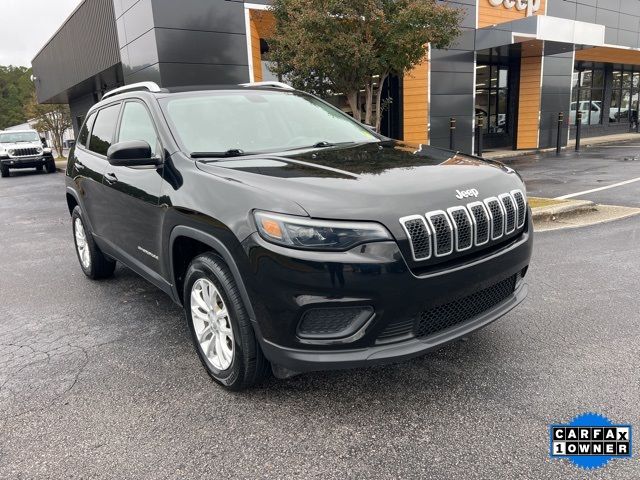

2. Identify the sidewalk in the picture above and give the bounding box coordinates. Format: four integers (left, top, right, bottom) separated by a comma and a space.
482, 131, 640, 160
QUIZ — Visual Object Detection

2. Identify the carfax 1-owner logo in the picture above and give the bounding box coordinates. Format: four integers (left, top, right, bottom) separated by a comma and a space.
550, 412, 633, 470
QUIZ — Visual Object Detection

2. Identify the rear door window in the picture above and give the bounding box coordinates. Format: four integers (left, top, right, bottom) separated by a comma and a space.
89, 104, 121, 156
78, 113, 96, 148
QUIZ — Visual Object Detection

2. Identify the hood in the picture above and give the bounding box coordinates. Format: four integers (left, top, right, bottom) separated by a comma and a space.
195, 142, 524, 234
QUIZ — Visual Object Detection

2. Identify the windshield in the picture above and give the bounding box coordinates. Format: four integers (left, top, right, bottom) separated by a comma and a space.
161, 91, 378, 155
0, 131, 40, 144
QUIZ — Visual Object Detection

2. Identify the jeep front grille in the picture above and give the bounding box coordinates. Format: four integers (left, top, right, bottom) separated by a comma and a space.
399, 190, 526, 262
13, 147, 40, 157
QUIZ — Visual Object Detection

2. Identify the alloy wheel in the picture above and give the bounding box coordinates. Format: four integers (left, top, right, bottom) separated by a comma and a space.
74, 218, 91, 269
190, 278, 235, 370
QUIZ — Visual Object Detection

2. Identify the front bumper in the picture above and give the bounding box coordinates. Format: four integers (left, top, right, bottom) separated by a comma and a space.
1, 156, 50, 169
241, 216, 534, 372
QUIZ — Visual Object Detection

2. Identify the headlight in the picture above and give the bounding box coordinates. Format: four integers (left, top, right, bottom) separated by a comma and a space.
254, 211, 392, 250
8, 149, 15, 156
37, 147, 43, 154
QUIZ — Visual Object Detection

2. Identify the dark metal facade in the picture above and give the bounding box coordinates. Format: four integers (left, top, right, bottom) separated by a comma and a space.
32, 0, 121, 104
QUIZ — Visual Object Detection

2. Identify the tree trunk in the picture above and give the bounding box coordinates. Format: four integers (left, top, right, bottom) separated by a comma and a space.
346, 91, 361, 122
364, 79, 373, 126
375, 72, 389, 133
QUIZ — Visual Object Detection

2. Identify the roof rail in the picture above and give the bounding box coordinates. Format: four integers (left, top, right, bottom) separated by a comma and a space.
102, 81, 163, 100
239, 81, 295, 90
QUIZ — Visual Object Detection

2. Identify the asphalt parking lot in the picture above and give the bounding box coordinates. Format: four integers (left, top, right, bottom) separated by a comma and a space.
507, 141, 640, 207
1, 169, 639, 479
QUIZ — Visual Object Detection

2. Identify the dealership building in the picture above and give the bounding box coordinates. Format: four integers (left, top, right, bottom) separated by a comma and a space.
32, 0, 640, 154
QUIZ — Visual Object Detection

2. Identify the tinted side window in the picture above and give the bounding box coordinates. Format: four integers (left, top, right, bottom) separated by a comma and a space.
89, 104, 121, 156
118, 102, 158, 155
78, 113, 96, 148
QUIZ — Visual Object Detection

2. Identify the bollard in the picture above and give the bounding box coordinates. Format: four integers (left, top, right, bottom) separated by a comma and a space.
449, 117, 456, 151
575, 110, 583, 152
476, 115, 484, 157
556, 112, 564, 156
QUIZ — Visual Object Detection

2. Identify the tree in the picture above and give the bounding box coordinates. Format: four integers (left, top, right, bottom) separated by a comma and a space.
29, 99, 72, 159
0, 66, 35, 129
267, 0, 461, 131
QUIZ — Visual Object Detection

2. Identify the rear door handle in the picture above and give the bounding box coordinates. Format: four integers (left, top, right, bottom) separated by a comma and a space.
104, 172, 118, 185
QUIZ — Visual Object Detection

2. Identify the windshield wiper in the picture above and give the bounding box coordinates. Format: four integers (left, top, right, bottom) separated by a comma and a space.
312, 141, 356, 148
191, 149, 246, 159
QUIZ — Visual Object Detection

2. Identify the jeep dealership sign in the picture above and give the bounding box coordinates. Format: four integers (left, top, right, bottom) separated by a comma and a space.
488, 0, 541, 17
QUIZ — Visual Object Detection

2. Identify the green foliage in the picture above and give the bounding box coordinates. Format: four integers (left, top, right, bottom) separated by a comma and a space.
267, 0, 462, 129
29, 99, 73, 159
0, 66, 35, 129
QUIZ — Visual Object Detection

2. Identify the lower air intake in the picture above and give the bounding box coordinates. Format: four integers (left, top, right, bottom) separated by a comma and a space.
297, 306, 374, 340
414, 274, 517, 339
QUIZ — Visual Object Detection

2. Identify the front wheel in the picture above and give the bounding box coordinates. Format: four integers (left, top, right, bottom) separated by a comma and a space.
0, 165, 9, 178
71, 206, 116, 280
45, 159, 56, 173
184, 253, 270, 390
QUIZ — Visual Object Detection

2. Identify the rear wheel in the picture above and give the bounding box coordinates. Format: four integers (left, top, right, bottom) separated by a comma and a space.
71, 206, 116, 279
0, 165, 9, 178
184, 252, 270, 390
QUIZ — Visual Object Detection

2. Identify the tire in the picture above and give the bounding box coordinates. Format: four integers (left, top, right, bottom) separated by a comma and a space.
71, 206, 116, 280
0, 165, 9, 178
184, 252, 270, 390
45, 159, 56, 174
36, 165, 44, 172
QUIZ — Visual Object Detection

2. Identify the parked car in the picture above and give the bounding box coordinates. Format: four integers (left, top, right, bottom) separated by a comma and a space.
0, 129, 56, 177
65, 81, 533, 390
570, 100, 602, 125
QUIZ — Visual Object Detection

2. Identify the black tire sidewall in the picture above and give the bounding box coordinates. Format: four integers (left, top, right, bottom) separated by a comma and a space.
184, 256, 248, 389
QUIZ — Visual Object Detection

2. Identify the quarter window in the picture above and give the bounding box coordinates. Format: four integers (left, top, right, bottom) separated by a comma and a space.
117, 102, 158, 155
89, 104, 121, 156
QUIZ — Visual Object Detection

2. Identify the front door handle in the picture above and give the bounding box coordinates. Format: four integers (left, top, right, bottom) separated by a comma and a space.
75, 161, 85, 171
104, 172, 118, 185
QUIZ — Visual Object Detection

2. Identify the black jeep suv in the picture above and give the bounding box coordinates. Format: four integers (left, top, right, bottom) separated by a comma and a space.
65, 81, 532, 390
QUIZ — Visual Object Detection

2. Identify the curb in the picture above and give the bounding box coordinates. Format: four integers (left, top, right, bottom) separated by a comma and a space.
531, 200, 597, 222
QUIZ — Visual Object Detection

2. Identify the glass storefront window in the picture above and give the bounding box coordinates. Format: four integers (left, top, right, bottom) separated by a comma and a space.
572, 62, 604, 125
610, 66, 638, 123
475, 55, 508, 135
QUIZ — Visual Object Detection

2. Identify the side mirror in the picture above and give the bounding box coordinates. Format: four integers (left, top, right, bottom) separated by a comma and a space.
107, 140, 160, 166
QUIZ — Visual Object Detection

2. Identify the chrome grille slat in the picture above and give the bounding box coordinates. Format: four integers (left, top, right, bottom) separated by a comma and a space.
447, 206, 473, 252
399, 215, 432, 261
499, 193, 517, 235
484, 197, 505, 240
511, 189, 527, 228
426, 211, 453, 257
467, 201, 490, 246
400, 190, 526, 263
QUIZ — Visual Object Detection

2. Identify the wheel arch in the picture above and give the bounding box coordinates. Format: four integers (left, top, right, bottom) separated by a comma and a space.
169, 226, 257, 321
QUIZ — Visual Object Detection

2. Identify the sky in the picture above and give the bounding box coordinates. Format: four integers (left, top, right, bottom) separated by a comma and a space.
0, 0, 83, 67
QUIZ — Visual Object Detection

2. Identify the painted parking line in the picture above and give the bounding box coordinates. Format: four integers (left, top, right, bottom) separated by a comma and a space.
555, 176, 640, 200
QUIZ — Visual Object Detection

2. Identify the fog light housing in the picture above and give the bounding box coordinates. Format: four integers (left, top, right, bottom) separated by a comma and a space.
297, 306, 374, 341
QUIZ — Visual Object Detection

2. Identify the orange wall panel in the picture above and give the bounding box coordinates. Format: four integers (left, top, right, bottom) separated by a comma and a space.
403, 56, 429, 144
516, 41, 543, 150
478, 0, 546, 28
576, 47, 640, 65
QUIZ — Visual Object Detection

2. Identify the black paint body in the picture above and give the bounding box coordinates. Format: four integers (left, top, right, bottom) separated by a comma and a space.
65, 87, 533, 372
